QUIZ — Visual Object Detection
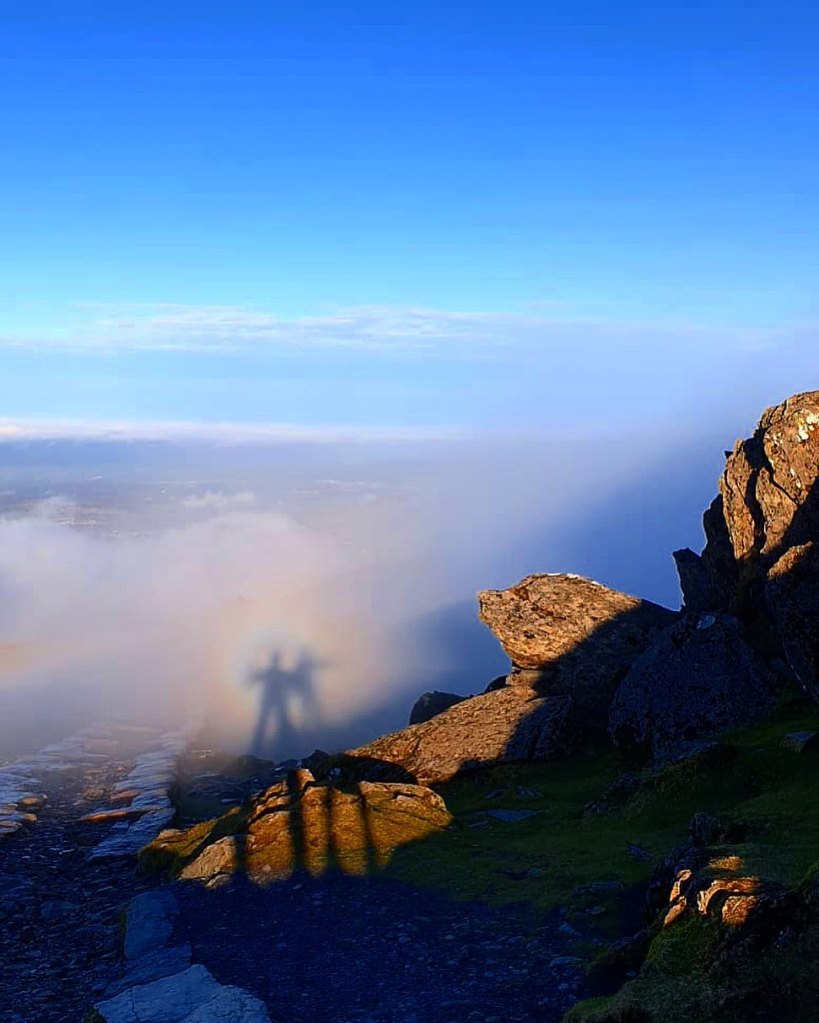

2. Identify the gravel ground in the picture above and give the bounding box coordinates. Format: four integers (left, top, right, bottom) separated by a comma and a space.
0, 762, 155, 1023
173, 872, 584, 1023
1, 757, 585, 1023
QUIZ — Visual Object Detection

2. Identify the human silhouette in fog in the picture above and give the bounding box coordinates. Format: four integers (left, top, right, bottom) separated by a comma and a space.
248, 648, 320, 759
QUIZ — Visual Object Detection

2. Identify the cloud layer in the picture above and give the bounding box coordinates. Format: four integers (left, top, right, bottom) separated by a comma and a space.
0, 301, 796, 354
0, 429, 721, 761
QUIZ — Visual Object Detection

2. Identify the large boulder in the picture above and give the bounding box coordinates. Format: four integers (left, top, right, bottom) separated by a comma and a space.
142, 769, 452, 884
477, 573, 677, 726
608, 613, 777, 758
344, 687, 575, 785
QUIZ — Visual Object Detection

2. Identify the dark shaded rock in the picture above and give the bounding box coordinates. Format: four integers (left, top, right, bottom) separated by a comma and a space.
689, 811, 718, 846
672, 547, 721, 612
409, 690, 468, 725
124, 890, 179, 960
478, 573, 676, 727
766, 542, 819, 702
300, 748, 332, 774
608, 613, 777, 758
345, 688, 576, 784
483, 675, 508, 693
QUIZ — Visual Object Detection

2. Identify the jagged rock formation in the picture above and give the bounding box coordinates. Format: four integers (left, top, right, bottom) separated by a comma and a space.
409, 690, 467, 725
608, 613, 777, 758
478, 573, 677, 726
142, 769, 452, 885
342, 688, 575, 784
674, 391, 819, 700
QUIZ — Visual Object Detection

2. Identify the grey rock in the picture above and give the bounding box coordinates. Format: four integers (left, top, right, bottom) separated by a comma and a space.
95, 965, 221, 1023
89, 808, 176, 862
124, 890, 179, 960
609, 613, 777, 758
181, 986, 272, 1022
106, 946, 193, 997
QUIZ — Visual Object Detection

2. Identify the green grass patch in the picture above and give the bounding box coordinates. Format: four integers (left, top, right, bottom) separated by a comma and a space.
383, 710, 819, 931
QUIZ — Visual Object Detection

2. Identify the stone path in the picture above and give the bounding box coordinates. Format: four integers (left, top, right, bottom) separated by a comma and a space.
0, 725, 191, 1023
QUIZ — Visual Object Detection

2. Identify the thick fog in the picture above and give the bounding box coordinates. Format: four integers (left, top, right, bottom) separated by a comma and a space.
0, 417, 738, 763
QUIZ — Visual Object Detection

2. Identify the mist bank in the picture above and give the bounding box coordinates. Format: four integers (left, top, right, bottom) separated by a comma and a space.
0, 417, 748, 762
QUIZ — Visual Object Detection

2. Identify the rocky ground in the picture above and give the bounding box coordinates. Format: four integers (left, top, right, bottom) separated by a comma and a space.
0, 757, 155, 1023
0, 742, 584, 1023
173, 873, 582, 1023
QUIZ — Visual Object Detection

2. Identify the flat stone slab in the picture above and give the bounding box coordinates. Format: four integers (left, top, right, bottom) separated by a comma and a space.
124, 891, 179, 960
96, 964, 222, 1022
96, 965, 272, 1023
181, 986, 272, 1023
106, 946, 193, 997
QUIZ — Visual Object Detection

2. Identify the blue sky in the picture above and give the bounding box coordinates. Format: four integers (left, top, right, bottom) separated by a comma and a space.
1, 1, 818, 431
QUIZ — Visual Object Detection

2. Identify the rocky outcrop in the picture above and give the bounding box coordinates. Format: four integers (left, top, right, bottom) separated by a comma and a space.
143, 769, 452, 885
344, 687, 575, 785
409, 690, 468, 725
478, 574, 676, 727
675, 391, 819, 700
608, 613, 777, 758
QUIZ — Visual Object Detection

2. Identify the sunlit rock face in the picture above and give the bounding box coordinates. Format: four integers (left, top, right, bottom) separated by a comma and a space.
141, 769, 452, 885
477, 573, 677, 728
675, 390, 819, 601
674, 390, 819, 702
342, 688, 576, 785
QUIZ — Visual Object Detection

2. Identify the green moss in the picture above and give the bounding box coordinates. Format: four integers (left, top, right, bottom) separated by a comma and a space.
384, 709, 819, 935
563, 920, 819, 1023
644, 916, 718, 977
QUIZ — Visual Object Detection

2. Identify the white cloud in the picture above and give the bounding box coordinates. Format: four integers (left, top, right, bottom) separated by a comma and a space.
0, 417, 470, 444
181, 490, 256, 510
0, 301, 792, 354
